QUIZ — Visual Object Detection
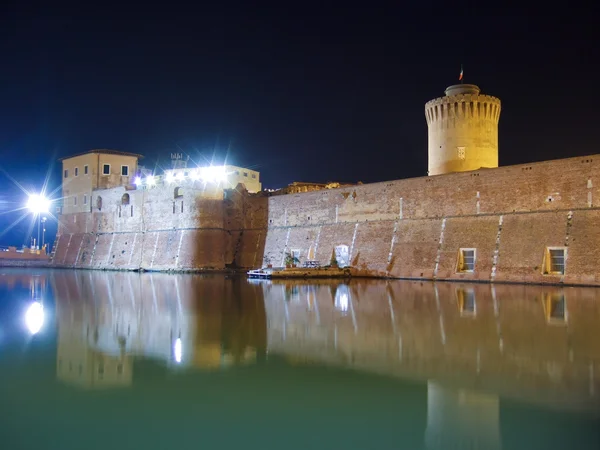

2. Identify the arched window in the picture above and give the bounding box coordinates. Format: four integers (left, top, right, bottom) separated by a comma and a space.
174, 187, 183, 199
121, 193, 130, 205
96, 196, 103, 211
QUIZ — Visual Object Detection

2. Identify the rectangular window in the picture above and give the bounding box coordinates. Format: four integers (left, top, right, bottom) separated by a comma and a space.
457, 248, 476, 272
252, 174, 256, 179
64, 169, 68, 178
83, 195, 87, 205
73, 196, 77, 206
543, 247, 566, 275
75, 167, 79, 176
234, 170, 239, 175
103, 164, 110, 175
243, 172, 248, 177
121, 165, 129, 176
84, 165, 88, 175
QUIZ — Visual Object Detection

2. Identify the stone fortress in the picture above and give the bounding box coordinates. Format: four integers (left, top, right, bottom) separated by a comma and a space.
51, 81, 600, 286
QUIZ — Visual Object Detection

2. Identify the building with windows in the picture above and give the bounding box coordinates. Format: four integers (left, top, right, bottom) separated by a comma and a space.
60, 149, 142, 214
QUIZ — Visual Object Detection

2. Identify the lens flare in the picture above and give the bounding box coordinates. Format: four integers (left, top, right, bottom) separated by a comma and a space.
26, 194, 51, 214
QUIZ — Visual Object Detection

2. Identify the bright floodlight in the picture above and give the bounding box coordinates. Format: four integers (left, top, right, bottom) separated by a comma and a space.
176, 171, 185, 181
202, 166, 227, 183
146, 175, 155, 186
174, 338, 182, 363
25, 302, 44, 335
134, 176, 142, 186
190, 169, 201, 181
166, 172, 175, 183
26, 194, 50, 214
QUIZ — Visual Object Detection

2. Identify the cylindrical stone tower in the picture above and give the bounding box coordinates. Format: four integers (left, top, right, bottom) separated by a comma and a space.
425, 84, 501, 176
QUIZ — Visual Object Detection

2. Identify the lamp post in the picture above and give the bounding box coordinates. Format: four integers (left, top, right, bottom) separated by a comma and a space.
41, 217, 47, 252
26, 194, 51, 251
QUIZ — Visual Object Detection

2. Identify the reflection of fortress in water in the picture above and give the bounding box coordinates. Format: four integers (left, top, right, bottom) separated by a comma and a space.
53, 273, 599, 407
52, 272, 599, 447
53, 273, 267, 389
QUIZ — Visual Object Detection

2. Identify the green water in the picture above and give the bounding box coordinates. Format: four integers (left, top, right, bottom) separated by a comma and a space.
0, 269, 598, 449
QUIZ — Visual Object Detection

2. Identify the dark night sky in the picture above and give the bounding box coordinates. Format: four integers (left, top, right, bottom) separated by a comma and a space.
0, 3, 598, 246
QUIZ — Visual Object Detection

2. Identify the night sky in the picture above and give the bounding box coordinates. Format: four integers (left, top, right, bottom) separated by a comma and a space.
0, 3, 597, 246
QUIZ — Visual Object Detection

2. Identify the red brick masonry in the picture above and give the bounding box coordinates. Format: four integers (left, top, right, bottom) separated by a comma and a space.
53, 154, 600, 285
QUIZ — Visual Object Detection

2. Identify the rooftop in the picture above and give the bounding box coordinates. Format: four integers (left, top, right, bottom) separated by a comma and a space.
59, 149, 145, 161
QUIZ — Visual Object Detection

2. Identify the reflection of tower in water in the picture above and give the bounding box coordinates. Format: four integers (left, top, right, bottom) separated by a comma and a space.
425, 381, 502, 450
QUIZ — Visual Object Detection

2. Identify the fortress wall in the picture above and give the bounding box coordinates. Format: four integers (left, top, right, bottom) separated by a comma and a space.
52, 155, 600, 284
312, 223, 356, 264
234, 229, 265, 269
266, 156, 600, 226
53, 184, 242, 271
563, 210, 600, 286
259, 155, 600, 285
260, 208, 600, 285
388, 219, 443, 279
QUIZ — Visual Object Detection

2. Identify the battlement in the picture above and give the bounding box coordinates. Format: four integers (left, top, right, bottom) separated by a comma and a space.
425, 94, 501, 126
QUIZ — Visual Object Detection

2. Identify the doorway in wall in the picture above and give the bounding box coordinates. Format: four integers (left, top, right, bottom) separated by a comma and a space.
335, 245, 349, 267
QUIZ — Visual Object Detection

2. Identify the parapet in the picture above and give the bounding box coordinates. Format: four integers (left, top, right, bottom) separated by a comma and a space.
425, 84, 501, 126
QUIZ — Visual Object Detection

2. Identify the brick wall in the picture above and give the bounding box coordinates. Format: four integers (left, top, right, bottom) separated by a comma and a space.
52, 154, 600, 285
260, 154, 600, 286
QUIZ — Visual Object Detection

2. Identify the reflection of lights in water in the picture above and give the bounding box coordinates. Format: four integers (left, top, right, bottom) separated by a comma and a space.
174, 338, 182, 363
335, 293, 349, 312
25, 302, 44, 335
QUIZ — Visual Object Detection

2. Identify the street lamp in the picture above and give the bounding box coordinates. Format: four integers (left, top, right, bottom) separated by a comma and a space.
26, 194, 50, 251
41, 217, 47, 251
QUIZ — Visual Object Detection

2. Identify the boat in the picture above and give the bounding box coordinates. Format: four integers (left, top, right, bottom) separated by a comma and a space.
247, 265, 352, 279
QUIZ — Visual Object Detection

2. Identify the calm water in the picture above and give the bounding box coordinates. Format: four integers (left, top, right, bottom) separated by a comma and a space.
0, 269, 598, 449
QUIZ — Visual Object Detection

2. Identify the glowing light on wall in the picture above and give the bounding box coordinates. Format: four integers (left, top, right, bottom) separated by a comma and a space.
134, 176, 142, 186
176, 171, 185, 181
25, 302, 44, 335
165, 172, 175, 183
190, 169, 201, 181
146, 175, 156, 186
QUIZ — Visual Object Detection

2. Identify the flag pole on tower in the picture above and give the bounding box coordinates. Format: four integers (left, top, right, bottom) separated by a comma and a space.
459, 64, 464, 83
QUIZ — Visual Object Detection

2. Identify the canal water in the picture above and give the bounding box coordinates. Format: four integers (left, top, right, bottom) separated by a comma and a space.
0, 268, 598, 449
